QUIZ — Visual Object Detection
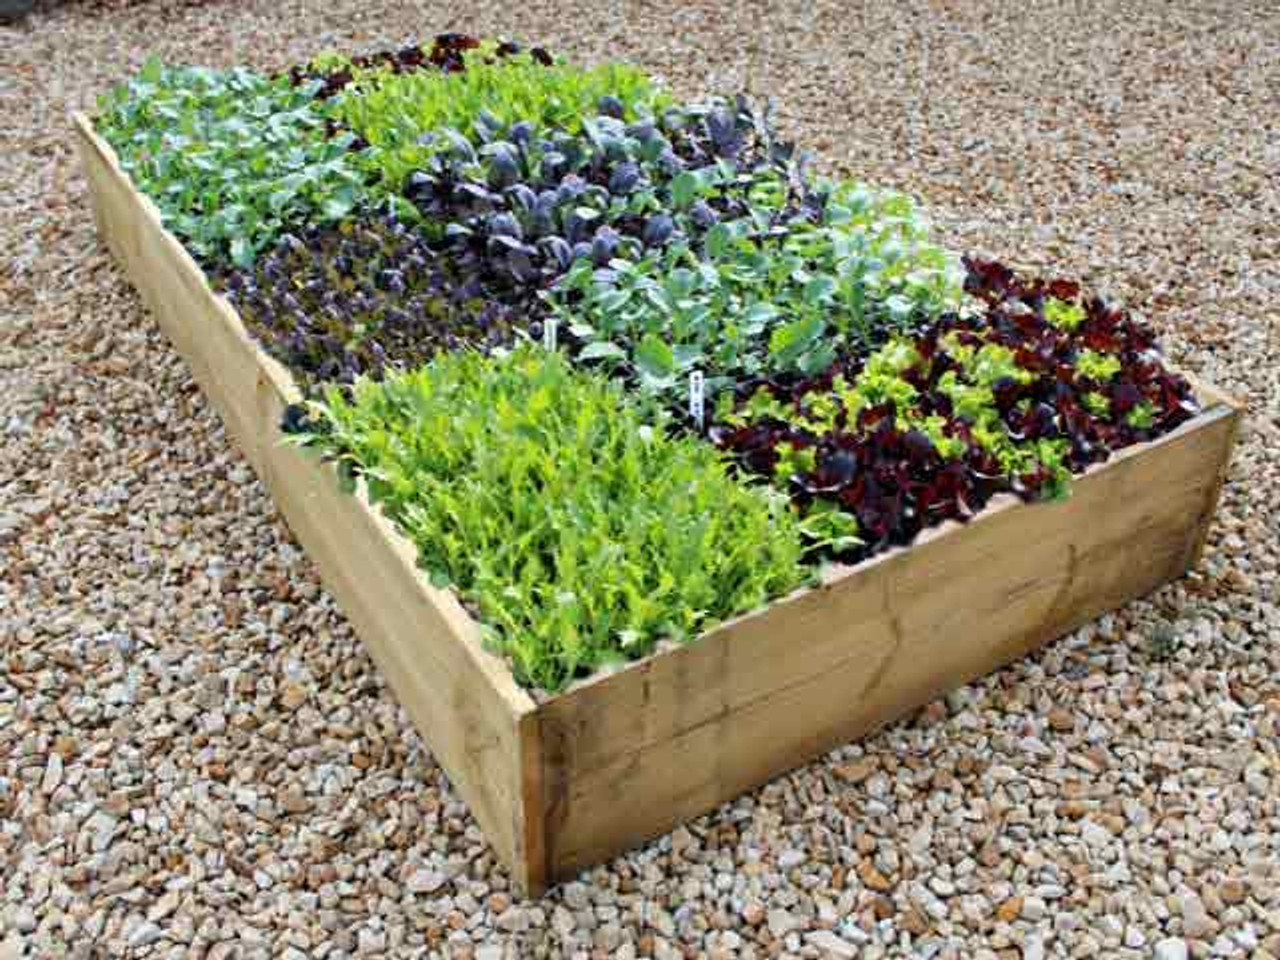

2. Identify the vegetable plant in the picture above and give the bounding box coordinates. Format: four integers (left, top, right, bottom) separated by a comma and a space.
97, 60, 364, 268
400, 94, 817, 306
547, 179, 964, 406
709, 257, 1199, 559
289, 348, 812, 690
222, 215, 520, 389
329, 49, 668, 199
286, 33, 544, 101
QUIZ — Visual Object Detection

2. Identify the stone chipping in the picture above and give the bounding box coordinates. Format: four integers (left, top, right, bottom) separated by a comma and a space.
1, 1, 1277, 957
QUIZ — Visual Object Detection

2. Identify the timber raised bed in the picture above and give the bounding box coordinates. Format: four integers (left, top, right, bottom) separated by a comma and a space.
75, 111, 1240, 895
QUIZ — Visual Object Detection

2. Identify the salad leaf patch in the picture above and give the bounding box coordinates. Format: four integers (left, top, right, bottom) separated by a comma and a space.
709, 258, 1199, 560
289, 348, 812, 691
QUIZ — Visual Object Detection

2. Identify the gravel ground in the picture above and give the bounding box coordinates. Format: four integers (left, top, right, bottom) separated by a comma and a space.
2, 1, 1278, 957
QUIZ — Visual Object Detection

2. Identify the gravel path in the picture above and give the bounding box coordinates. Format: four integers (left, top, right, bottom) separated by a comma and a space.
2, 1, 1277, 957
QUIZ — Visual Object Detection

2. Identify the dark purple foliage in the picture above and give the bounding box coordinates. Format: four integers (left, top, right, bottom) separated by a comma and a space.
219, 216, 519, 390
402, 97, 820, 306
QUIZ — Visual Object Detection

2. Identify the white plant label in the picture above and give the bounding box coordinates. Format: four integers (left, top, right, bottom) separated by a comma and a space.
690, 370, 705, 430
543, 318, 558, 352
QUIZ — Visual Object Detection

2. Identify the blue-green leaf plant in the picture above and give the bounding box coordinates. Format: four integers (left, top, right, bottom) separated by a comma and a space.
97, 59, 365, 269
546, 179, 965, 408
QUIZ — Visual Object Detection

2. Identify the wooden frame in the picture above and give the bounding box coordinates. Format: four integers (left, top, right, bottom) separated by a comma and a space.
75, 112, 1241, 895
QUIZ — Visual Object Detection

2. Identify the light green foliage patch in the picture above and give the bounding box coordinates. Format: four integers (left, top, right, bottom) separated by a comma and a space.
1083, 391, 1111, 417
1045, 296, 1086, 331
935, 339, 1071, 497
1126, 400, 1157, 429
1076, 348, 1122, 382
724, 329, 1070, 496
294, 348, 812, 691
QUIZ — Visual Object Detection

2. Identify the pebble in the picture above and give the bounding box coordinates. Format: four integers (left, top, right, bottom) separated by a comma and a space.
85, 811, 118, 853
126, 922, 163, 949
40, 753, 64, 794
147, 891, 180, 923
356, 928, 385, 953
562, 882, 591, 911
1219, 879, 1247, 904
997, 897, 1024, 924
406, 869, 446, 894
835, 758, 877, 784
1154, 938, 1189, 960
1081, 820, 1112, 847
778, 848, 807, 871
1021, 897, 1048, 922
767, 908, 800, 938
1047, 707, 1076, 732
806, 930, 859, 958
11, 910, 36, 936
1181, 893, 1220, 940
495, 907, 528, 933
858, 861, 894, 893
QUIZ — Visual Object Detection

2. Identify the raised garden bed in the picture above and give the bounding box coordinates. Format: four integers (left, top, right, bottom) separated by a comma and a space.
75, 42, 1240, 894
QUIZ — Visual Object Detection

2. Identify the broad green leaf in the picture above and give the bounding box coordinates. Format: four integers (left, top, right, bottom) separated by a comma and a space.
742, 302, 779, 332
803, 275, 837, 304
768, 315, 825, 368
229, 236, 253, 269
578, 341, 627, 361
633, 334, 676, 382
669, 171, 699, 209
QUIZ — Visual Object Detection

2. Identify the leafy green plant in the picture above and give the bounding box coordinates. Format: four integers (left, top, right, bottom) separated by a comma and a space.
1045, 296, 1085, 331
290, 348, 811, 690
288, 34, 542, 102
1076, 348, 1122, 382
710, 257, 1200, 560
97, 59, 365, 268
329, 50, 669, 198
547, 179, 964, 405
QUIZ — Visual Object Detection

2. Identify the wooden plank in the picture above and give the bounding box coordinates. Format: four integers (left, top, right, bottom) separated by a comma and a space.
1177, 371, 1244, 568
73, 114, 543, 890
534, 400, 1240, 880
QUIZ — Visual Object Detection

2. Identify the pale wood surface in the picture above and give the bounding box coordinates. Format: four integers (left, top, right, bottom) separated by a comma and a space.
75, 111, 1241, 896
74, 114, 542, 889
534, 401, 1240, 880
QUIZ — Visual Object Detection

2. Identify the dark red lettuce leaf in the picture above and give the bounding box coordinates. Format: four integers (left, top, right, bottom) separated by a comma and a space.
712, 258, 1200, 564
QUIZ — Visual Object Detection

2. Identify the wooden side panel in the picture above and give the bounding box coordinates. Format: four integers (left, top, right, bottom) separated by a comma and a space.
1179, 373, 1243, 569
73, 115, 544, 891
536, 403, 1240, 880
